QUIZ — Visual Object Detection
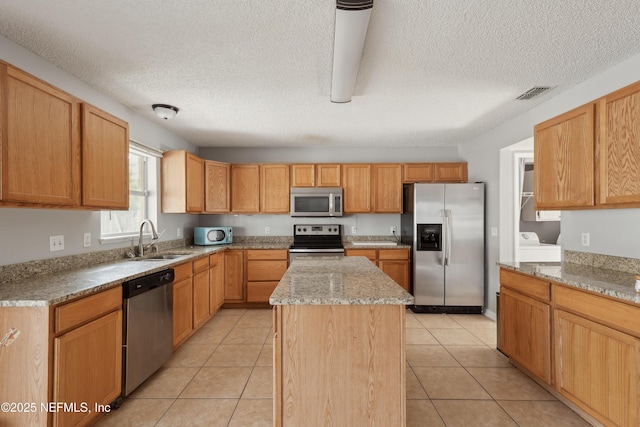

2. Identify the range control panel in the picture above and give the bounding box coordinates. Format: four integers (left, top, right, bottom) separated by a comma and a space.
294, 224, 342, 236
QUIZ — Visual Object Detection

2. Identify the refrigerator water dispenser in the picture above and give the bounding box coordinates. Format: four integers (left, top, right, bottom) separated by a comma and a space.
417, 224, 441, 251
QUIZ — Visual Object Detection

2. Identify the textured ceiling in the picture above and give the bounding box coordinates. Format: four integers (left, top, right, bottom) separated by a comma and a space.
1, 0, 639, 148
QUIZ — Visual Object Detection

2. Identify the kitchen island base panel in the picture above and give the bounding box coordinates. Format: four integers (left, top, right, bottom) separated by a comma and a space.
274, 304, 406, 427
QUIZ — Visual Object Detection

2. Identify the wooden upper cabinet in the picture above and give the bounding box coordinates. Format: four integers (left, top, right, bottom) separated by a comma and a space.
372, 163, 402, 213
81, 103, 129, 209
161, 150, 204, 213
403, 163, 467, 183
316, 164, 341, 187
231, 164, 260, 213
403, 163, 434, 183
291, 164, 315, 187
598, 81, 640, 206
342, 164, 371, 213
1, 64, 81, 206
205, 160, 231, 213
434, 163, 467, 182
534, 103, 595, 210
260, 164, 290, 213
291, 163, 341, 187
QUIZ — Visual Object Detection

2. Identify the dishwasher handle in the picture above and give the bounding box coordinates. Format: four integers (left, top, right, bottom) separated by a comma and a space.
123, 268, 175, 299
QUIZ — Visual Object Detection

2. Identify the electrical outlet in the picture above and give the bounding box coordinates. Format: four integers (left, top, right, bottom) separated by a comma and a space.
491, 227, 498, 237
83, 233, 91, 247
351, 226, 357, 234
177, 228, 182, 238
49, 235, 64, 252
265, 226, 271, 234
390, 226, 397, 234
581, 232, 590, 247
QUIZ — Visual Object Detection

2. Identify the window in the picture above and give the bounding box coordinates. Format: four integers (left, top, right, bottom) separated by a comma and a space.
101, 141, 160, 241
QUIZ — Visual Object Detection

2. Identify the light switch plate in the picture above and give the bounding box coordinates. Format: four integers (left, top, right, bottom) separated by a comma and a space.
49, 235, 64, 252
83, 233, 91, 247
581, 232, 590, 247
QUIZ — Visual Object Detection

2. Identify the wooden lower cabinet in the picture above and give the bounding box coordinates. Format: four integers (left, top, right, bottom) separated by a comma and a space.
499, 287, 551, 384
345, 248, 410, 292
224, 250, 245, 302
555, 309, 639, 427
192, 268, 210, 329
246, 249, 288, 303
53, 309, 122, 427
172, 276, 193, 347
274, 304, 406, 426
209, 252, 225, 314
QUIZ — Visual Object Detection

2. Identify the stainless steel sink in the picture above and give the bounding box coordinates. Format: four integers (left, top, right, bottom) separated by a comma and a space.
130, 252, 193, 261
146, 254, 186, 260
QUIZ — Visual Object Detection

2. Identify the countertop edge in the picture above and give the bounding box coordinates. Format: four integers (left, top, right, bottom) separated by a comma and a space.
498, 262, 640, 305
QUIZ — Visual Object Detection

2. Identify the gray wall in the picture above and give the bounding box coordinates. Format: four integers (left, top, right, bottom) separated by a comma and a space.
0, 35, 198, 266
460, 51, 640, 318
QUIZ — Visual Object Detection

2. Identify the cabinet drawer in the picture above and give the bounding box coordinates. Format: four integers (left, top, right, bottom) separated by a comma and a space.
379, 249, 409, 260
247, 281, 279, 303
345, 249, 377, 261
173, 261, 193, 282
499, 269, 550, 302
247, 260, 288, 281
247, 249, 288, 260
554, 284, 640, 338
55, 286, 122, 333
193, 256, 209, 273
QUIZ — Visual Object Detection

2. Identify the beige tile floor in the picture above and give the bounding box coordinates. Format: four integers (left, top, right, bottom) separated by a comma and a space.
96, 308, 593, 427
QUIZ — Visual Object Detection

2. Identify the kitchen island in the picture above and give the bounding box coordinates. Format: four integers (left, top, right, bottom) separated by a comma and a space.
270, 256, 414, 427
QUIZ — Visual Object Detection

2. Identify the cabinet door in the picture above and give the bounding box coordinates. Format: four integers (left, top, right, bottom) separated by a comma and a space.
555, 309, 639, 427
316, 164, 341, 187
208, 254, 219, 315
291, 164, 315, 187
260, 164, 290, 213
379, 260, 410, 292
342, 164, 371, 213
434, 162, 467, 182
185, 153, 204, 212
205, 160, 230, 213
231, 164, 260, 213
81, 103, 129, 209
403, 163, 434, 183
598, 81, 640, 206
172, 277, 193, 347
534, 104, 595, 209
499, 287, 551, 384
224, 250, 245, 302
216, 253, 225, 309
161, 150, 204, 213
2, 65, 80, 205
372, 164, 402, 213
53, 310, 122, 427
193, 269, 210, 329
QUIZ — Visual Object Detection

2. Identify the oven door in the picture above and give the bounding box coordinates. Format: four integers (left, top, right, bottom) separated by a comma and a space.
289, 248, 345, 263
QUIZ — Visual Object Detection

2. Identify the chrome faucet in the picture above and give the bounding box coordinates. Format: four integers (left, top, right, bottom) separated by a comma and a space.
138, 219, 159, 257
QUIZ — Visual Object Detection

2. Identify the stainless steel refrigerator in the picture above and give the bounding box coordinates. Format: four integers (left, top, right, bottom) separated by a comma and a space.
401, 183, 485, 313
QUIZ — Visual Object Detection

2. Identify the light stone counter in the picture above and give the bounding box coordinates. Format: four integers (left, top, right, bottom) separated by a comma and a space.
499, 261, 640, 305
270, 256, 414, 305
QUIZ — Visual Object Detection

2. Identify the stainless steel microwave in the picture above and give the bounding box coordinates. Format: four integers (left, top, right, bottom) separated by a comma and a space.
290, 187, 343, 217
194, 226, 233, 245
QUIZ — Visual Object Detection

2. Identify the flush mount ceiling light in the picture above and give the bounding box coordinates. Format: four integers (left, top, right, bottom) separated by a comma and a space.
330, 0, 373, 103
152, 104, 179, 120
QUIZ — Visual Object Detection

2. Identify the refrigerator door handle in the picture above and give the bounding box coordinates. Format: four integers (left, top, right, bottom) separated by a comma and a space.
445, 209, 452, 266
441, 209, 447, 266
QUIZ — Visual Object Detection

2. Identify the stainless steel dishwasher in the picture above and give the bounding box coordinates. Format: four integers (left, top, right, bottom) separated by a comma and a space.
122, 268, 174, 396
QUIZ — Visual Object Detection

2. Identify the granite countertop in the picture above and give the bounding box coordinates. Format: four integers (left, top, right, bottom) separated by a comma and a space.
0, 246, 228, 307
499, 261, 640, 304
270, 256, 414, 306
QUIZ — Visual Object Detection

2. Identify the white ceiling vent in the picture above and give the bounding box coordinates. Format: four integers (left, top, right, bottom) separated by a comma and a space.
516, 87, 553, 100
